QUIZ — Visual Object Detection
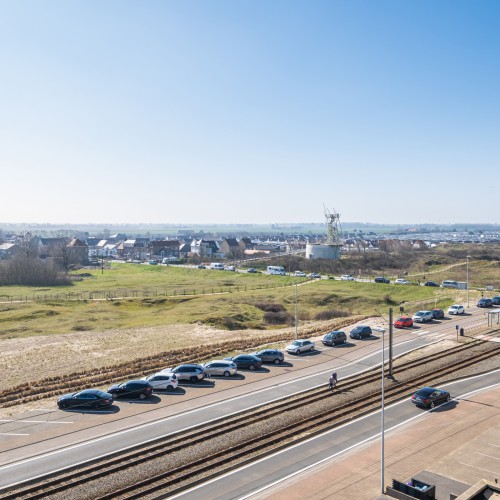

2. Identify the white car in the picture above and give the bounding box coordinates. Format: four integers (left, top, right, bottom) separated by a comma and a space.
285, 339, 315, 355
141, 372, 178, 392
294, 271, 307, 277
394, 279, 411, 285
341, 274, 354, 281
202, 360, 238, 377
448, 304, 465, 315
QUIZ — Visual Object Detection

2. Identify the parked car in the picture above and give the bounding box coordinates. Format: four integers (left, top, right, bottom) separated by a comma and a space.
322, 330, 347, 346
57, 389, 114, 410
477, 298, 493, 308
448, 304, 465, 315
197, 264, 206, 269
148, 260, 158, 265
411, 387, 451, 408
412, 310, 433, 323
250, 349, 285, 364
309, 273, 321, 279
394, 279, 410, 285
247, 268, 258, 273
142, 372, 178, 391
393, 317, 413, 328
294, 271, 307, 277
492, 296, 500, 306
431, 308, 445, 319
349, 325, 373, 339
167, 364, 206, 383
107, 380, 153, 400
374, 276, 390, 284
224, 354, 262, 370
424, 281, 440, 287
285, 339, 315, 355
341, 274, 354, 281
202, 360, 238, 377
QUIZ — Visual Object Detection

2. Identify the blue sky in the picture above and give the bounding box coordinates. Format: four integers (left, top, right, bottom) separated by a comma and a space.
1, 1, 499, 225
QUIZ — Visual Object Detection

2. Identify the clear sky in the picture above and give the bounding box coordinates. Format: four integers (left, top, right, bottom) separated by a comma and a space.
1, 1, 499, 225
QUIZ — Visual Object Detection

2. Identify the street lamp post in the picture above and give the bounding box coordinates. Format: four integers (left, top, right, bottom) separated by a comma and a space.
380, 325, 386, 495
466, 255, 471, 307
294, 275, 298, 341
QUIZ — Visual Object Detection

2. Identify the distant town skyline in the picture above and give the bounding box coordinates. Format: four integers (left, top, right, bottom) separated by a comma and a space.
2, 1, 499, 225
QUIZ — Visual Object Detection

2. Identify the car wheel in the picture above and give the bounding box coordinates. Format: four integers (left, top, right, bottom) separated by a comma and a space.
166, 385, 174, 392
249, 364, 255, 371
190, 376, 198, 383
60, 402, 69, 409
138, 393, 146, 400
296, 350, 301, 355
223, 371, 230, 377
430, 401, 435, 409
274, 358, 280, 365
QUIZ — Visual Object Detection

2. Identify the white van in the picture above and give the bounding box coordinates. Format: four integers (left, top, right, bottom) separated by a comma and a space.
442, 280, 458, 289
210, 263, 225, 270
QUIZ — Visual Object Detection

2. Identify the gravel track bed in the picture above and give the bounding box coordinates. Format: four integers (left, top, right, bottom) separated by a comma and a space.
20, 339, 499, 500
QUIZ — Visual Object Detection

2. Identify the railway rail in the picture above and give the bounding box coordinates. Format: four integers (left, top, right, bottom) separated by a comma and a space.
3, 339, 498, 500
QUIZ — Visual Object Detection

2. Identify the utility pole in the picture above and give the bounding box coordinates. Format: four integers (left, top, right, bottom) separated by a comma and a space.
388, 308, 393, 377
294, 276, 298, 340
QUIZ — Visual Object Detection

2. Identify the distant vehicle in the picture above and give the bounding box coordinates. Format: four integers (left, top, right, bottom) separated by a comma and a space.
285, 339, 315, 355
424, 281, 440, 287
492, 296, 500, 306
225, 265, 236, 271
431, 308, 445, 319
322, 330, 347, 346
349, 325, 372, 339
394, 317, 413, 328
148, 260, 158, 265
107, 380, 153, 400
162, 257, 180, 264
250, 349, 285, 364
267, 265, 286, 275
411, 387, 451, 408
412, 310, 433, 323
142, 373, 178, 392
167, 364, 206, 383
394, 279, 411, 285
57, 389, 114, 410
202, 360, 238, 377
374, 276, 390, 284
477, 298, 493, 308
224, 354, 262, 370
210, 263, 225, 270
294, 271, 307, 277
448, 304, 465, 315
197, 264, 206, 269
309, 273, 321, 279
442, 280, 459, 289
247, 268, 258, 273
341, 274, 354, 281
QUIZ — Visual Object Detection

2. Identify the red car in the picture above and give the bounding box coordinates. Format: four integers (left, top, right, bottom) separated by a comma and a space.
394, 316, 413, 328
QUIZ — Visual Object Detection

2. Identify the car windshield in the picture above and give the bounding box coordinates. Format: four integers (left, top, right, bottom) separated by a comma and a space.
292, 341, 302, 346
397, 318, 406, 322
416, 388, 434, 397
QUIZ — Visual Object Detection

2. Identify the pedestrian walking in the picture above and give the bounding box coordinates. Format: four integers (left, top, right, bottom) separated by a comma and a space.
328, 371, 338, 390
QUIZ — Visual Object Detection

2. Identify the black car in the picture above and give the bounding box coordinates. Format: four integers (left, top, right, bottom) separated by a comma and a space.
492, 296, 500, 306
107, 380, 153, 400
431, 308, 445, 319
411, 387, 451, 408
57, 389, 114, 410
477, 298, 493, 308
374, 277, 390, 284
224, 354, 262, 370
424, 281, 440, 287
322, 330, 347, 346
250, 349, 284, 364
349, 325, 372, 339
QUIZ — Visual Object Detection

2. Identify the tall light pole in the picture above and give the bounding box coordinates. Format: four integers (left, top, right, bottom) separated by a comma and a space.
466, 255, 471, 307
294, 275, 298, 341
380, 325, 386, 495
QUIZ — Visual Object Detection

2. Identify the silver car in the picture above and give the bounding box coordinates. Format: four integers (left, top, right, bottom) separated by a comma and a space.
164, 364, 206, 383
250, 349, 285, 364
285, 339, 315, 355
412, 310, 433, 323
202, 360, 238, 377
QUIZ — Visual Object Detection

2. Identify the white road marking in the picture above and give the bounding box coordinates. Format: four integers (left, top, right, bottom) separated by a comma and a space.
474, 452, 500, 461
0, 433, 29, 436
458, 462, 499, 475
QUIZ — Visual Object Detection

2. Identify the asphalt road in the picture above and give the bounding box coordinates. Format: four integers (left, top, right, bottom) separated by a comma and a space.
0, 307, 493, 491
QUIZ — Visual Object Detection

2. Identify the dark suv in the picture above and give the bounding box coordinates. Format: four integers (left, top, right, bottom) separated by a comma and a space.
107, 380, 153, 400
224, 354, 262, 370
477, 298, 493, 308
322, 330, 347, 346
349, 325, 373, 339
374, 277, 390, 284
250, 349, 284, 364
431, 308, 445, 319
169, 364, 205, 383
492, 296, 500, 306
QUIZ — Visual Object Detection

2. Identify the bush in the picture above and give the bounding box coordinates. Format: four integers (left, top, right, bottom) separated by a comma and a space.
255, 302, 286, 313
263, 311, 294, 325
0, 255, 70, 286
314, 309, 350, 321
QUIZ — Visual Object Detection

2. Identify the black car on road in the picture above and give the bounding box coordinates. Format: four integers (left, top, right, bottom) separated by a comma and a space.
349, 325, 373, 339
492, 296, 500, 306
411, 387, 451, 408
107, 380, 153, 400
224, 354, 262, 370
322, 330, 347, 346
374, 277, 390, 284
424, 281, 440, 287
250, 349, 284, 364
431, 308, 445, 319
477, 298, 493, 308
57, 389, 114, 410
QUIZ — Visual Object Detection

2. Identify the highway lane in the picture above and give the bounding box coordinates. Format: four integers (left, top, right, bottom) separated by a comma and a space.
170, 370, 500, 500
0, 308, 490, 490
